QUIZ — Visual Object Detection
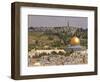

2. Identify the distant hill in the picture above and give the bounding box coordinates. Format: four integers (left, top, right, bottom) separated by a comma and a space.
28, 26, 87, 37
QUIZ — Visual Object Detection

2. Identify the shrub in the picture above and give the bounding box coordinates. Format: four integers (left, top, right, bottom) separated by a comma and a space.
38, 52, 48, 57
48, 36, 53, 40
64, 52, 71, 56
58, 51, 65, 55
28, 44, 35, 51
65, 50, 74, 55
51, 51, 57, 55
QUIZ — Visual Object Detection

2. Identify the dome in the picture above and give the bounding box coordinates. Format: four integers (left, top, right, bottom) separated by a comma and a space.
70, 36, 80, 45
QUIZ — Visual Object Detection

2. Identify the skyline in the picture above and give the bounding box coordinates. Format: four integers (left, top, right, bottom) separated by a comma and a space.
28, 15, 88, 29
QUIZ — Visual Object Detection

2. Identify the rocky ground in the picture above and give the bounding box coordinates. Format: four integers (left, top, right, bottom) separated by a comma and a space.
28, 50, 88, 66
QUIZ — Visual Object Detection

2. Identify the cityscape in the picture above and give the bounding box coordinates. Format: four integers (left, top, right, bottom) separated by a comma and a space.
28, 15, 88, 66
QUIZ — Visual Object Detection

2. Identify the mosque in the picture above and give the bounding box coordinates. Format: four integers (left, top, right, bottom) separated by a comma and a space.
70, 36, 80, 46
65, 22, 82, 51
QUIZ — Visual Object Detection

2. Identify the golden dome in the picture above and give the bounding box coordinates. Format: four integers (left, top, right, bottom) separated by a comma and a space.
70, 36, 80, 45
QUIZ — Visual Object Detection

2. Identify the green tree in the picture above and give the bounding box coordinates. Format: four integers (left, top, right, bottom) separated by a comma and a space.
58, 51, 65, 55
51, 51, 57, 55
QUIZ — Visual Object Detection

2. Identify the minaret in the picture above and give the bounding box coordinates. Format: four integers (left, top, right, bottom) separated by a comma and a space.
67, 21, 69, 27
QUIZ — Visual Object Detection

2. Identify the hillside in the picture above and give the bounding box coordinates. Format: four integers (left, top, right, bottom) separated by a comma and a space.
28, 26, 87, 51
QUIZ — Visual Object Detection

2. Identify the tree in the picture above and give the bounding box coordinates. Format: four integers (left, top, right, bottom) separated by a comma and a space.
58, 51, 65, 55
51, 51, 57, 55
35, 40, 39, 45
48, 36, 53, 40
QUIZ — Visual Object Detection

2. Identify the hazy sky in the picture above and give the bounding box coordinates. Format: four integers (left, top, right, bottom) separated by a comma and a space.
28, 15, 88, 29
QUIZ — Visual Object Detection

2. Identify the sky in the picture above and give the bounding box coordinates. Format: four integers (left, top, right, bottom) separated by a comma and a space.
28, 15, 88, 29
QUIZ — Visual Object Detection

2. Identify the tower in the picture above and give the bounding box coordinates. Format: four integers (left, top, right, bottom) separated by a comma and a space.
67, 21, 69, 27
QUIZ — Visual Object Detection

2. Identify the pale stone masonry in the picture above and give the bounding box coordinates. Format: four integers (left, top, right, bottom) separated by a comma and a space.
28, 49, 87, 66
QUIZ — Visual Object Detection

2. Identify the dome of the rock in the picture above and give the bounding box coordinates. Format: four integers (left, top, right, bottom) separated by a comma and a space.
70, 36, 80, 45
